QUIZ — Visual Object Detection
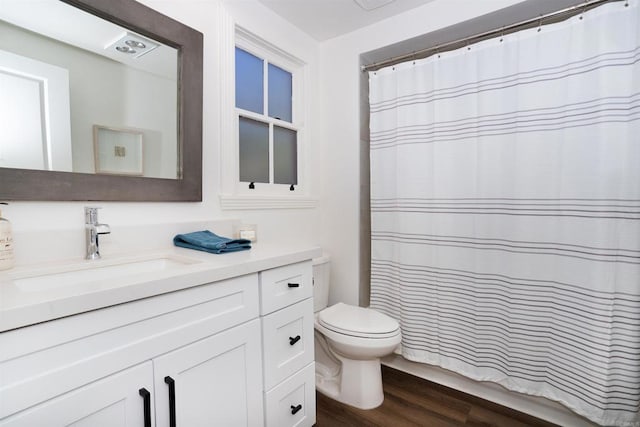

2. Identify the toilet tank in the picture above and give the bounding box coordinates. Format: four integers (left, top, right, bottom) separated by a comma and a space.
312, 255, 331, 312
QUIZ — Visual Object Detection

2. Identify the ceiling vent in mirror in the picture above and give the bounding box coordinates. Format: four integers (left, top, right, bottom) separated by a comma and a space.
106, 32, 159, 58
353, 0, 396, 11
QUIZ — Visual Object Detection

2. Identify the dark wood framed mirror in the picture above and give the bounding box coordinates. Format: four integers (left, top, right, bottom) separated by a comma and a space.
0, 0, 203, 201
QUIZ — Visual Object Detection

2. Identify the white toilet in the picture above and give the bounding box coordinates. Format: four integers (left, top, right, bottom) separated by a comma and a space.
312, 256, 401, 410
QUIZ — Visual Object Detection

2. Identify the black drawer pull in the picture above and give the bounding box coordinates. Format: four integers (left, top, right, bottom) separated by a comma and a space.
287, 282, 300, 288
289, 335, 301, 345
139, 388, 152, 427
291, 404, 302, 415
164, 376, 176, 427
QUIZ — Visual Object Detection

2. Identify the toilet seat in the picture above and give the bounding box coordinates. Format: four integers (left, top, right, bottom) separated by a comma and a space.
318, 303, 400, 339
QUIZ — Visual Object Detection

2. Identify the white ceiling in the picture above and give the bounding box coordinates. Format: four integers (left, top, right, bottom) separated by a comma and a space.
0, 0, 177, 79
258, 0, 435, 41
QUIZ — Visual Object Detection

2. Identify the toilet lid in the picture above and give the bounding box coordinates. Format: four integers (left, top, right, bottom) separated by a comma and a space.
318, 303, 400, 338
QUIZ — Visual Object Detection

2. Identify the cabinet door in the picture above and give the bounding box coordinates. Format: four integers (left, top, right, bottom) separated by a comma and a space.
153, 319, 264, 427
0, 362, 154, 427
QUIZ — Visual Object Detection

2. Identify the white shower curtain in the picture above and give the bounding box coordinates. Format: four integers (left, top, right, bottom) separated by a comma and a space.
368, 1, 640, 425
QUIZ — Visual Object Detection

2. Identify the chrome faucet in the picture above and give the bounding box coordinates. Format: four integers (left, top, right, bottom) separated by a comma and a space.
85, 207, 110, 260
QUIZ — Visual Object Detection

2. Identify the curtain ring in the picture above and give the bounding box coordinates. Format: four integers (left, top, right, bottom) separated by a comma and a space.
537, 17, 542, 32
500, 27, 504, 42
579, 1, 586, 19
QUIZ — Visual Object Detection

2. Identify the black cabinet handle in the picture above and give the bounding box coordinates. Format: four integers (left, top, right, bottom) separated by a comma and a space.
287, 282, 300, 288
139, 388, 151, 427
289, 335, 301, 345
164, 376, 176, 427
291, 404, 302, 415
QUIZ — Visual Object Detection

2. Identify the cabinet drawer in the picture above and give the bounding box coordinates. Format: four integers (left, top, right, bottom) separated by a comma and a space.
262, 298, 314, 390
264, 362, 316, 427
259, 261, 312, 315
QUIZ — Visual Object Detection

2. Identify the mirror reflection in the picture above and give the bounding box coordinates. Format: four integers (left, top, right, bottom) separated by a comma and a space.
0, 0, 179, 179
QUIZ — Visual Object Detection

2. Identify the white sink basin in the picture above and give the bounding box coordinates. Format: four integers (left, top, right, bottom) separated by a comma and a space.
13, 255, 202, 293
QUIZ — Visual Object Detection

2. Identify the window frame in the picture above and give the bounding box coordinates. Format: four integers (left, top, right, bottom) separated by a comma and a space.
219, 23, 316, 210
234, 32, 305, 196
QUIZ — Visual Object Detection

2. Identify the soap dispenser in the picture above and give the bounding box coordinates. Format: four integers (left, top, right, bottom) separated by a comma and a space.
0, 202, 15, 270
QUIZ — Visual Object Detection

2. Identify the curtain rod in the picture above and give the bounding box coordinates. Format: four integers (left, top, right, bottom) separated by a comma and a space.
361, 0, 625, 72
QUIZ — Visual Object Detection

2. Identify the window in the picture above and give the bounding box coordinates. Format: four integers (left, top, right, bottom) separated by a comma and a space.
220, 26, 315, 209
235, 46, 299, 190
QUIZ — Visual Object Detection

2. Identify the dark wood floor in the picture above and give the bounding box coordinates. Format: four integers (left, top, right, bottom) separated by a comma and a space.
316, 366, 559, 427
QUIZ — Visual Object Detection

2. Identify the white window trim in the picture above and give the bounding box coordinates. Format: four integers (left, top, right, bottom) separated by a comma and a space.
219, 16, 316, 210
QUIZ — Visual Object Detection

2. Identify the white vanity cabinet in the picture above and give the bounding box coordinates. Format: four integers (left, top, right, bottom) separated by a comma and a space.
259, 261, 316, 427
0, 273, 264, 426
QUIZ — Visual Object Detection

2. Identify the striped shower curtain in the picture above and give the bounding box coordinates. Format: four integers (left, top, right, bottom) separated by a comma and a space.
368, 2, 640, 425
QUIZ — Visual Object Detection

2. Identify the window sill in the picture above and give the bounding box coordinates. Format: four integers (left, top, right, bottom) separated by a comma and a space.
219, 194, 318, 210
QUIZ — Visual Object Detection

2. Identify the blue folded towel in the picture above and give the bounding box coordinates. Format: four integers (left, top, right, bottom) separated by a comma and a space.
173, 230, 251, 254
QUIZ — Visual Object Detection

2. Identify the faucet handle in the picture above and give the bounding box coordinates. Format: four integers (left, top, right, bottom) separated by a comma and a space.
84, 206, 102, 224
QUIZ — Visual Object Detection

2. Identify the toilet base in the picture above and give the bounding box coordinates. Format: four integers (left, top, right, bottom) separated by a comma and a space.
315, 357, 384, 410
315, 367, 340, 399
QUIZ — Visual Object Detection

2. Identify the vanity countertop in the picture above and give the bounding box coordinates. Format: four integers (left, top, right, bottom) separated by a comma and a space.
0, 244, 322, 332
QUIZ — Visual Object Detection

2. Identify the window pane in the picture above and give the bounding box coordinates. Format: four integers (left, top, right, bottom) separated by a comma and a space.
239, 117, 269, 183
235, 48, 263, 114
273, 126, 297, 185
268, 64, 292, 122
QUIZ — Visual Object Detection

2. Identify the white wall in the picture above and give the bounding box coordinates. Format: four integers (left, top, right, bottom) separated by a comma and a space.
317, 0, 526, 306
5, 0, 322, 264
